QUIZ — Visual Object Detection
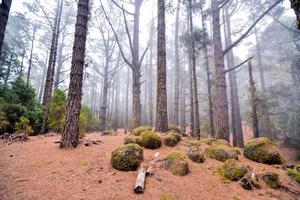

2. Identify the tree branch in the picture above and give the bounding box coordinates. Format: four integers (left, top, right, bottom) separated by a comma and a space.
225, 56, 253, 74
111, 0, 134, 16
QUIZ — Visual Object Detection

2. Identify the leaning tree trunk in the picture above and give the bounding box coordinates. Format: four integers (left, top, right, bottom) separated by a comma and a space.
0, 0, 12, 58
41, 0, 63, 134
155, 0, 168, 132
248, 61, 259, 138
173, 0, 181, 126
211, 0, 230, 141
224, 6, 244, 147
60, 0, 89, 149
188, 0, 200, 137
200, 7, 215, 137
27, 22, 37, 84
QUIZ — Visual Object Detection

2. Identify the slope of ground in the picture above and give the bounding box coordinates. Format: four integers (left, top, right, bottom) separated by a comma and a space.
0, 132, 299, 200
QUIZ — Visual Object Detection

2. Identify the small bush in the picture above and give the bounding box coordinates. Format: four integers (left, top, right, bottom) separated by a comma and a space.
49, 89, 66, 133
14, 116, 33, 136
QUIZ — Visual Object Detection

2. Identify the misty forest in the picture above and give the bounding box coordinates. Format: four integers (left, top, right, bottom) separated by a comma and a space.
0, 0, 300, 199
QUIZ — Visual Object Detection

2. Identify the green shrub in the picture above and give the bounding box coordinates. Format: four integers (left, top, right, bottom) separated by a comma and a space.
49, 89, 66, 133
14, 116, 33, 136
140, 131, 162, 149
80, 106, 100, 133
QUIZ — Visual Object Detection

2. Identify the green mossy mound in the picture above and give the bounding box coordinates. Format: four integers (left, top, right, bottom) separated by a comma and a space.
163, 131, 181, 147
164, 151, 189, 176
296, 164, 300, 173
185, 140, 201, 148
187, 148, 205, 163
287, 168, 300, 183
111, 143, 143, 171
205, 145, 238, 162
243, 137, 283, 164
233, 147, 242, 155
132, 125, 152, 136
124, 135, 142, 145
140, 131, 162, 149
200, 137, 231, 146
262, 172, 281, 189
168, 124, 181, 134
220, 159, 248, 181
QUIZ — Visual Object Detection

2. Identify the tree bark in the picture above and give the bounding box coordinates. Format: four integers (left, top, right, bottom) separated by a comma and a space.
248, 61, 259, 138
155, 0, 168, 132
224, 6, 244, 147
60, 0, 89, 149
54, 28, 67, 89
148, 20, 155, 127
211, 0, 230, 141
0, 0, 12, 58
173, 0, 181, 126
27, 22, 37, 84
125, 67, 130, 133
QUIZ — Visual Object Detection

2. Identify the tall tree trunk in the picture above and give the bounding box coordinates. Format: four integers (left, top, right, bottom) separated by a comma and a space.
188, 0, 200, 137
200, 7, 215, 137
156, 0, 168, 132
125, 67, 130, 133
0, 0, 12, 58
173, 0, 181, 126
27, 22, 37, 84
248, 61, 259, 138
41, 0, 63, 134
113, 74, 120, 131
180, 69, 186, 134
148, 20, 154, 127
211, 0, 230, 141
224, 6, 244, 147
54, 28, 66, 89
38, 52, 49, 102
60, 0, 89, 149
131, 0, 143, 129
99, 65, 109, 132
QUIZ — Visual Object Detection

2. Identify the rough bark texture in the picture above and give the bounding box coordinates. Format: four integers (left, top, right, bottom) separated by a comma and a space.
188, 0, 200, 137
211, 0, 230, 141
41, 0, 63, 134
290, 0, 300, 29
27, 23, 37, 84
0, 0, 12, 58
248, 61, 259, 138
173, 0, 181, 126
224, 6, 244, 147
200, 7, 215, 137
155, 0, 168, 132
60, 0, 89, 149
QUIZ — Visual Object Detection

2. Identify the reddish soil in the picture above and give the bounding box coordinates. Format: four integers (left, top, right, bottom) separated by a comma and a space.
0, 132, 299, 200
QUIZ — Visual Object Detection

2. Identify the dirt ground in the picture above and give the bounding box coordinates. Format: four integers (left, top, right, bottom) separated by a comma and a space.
0, 132, 299, 200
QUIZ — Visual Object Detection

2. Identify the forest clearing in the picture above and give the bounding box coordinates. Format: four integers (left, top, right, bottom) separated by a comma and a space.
1, 0, 300, 199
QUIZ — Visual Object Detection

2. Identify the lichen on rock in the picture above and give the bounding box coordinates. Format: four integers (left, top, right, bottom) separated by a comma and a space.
140, 131, 162, 149
163, 131, 181, 147
220, 159, 248, 181
111, 143, 143, 171
164, 151, 189, 176
131, 125, 152, 136
187, 148, 205, 163
205, 145, 238, 162
262, 172, 281, 189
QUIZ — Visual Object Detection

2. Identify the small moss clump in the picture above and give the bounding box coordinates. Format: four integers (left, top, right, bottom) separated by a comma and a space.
205, 145, 238, 162
168, 124, 181, 134
160, 193, 174, 200
187, 148, 205, 163
131, 125, 152, 136
233, 147, 242, 155
185, 140, 200, 148
111, 143, 143, 171
287, 168, 300, 183
262, 172, 281, 189
296, 164, 300, 173
140, 131, 162, 149
243, 137, 283, 164
124, 135, 142, 145
163, 131, 181, 147
220, 159, 248, 181
164, 151, 189, 176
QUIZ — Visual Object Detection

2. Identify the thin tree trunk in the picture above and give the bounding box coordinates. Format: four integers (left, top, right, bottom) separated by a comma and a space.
125, 67, 130, 133
27, 22, 37, 84
99, 65, 109, 132
224, 6, 244, 147
39, 52, 49, 102
54, 28, 66, 89
248, 61, 259, 138
0, 0, 12, 58
155, 0, 168, 132
188, 0, 200, 137
148, 20, 154, 127
173, 0, 181, 126
60, 0, 90, 149
211, 0, 230, 141
180, 70, 186, 134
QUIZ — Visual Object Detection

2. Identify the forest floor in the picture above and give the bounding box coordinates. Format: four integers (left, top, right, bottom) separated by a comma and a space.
0, 132, 299, 200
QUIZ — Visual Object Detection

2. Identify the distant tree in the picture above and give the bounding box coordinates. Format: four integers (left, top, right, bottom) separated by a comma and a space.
60, 0, 90, 149
0, 0, 12, 57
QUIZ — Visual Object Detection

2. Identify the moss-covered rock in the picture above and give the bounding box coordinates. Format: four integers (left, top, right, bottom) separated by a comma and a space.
164, 151, 189, 176
262, 172, 281, 189
220, 159, 248, 181
124, 135, 142, 145
296, 164, 300, 173
287, 168, 300, 183
187, 148, 205, 163
233, 147, 242, 155
168, 124, 181, 134
243, 137, 283, 164
185, 140, 201, 148
140, 131, 162, 149
200, 137, 231, 146
132, 125, 152, 136
205, 145, 238, 162
163, 131, 181, 147
111, 143, 143, 171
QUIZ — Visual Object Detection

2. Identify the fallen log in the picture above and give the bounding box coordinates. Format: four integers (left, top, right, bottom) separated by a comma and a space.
134, 166, 147, 194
